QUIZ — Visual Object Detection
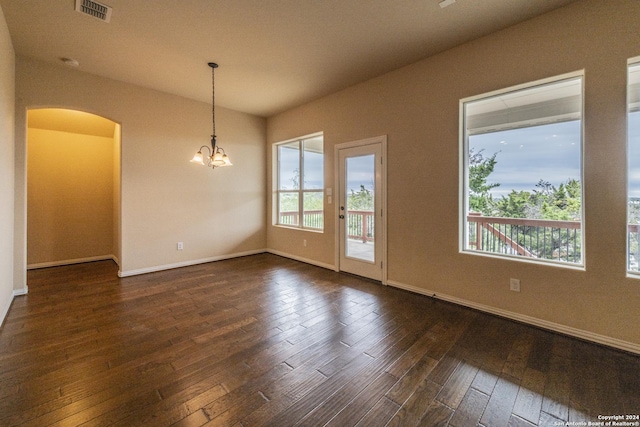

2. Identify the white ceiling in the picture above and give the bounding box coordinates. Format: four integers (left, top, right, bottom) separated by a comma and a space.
1, 0, 577, 117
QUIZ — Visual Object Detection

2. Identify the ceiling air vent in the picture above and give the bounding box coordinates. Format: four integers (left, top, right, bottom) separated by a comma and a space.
75, 0, 112, 23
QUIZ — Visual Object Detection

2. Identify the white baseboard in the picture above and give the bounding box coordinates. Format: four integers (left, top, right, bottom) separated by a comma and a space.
0, 287, 28, 328
266, 249, 337, 271
387, 279, 640, 355
0, 292, 12, 328
13, 287, 28, 296
118, 249, 267, 277
27, 255, 117, 270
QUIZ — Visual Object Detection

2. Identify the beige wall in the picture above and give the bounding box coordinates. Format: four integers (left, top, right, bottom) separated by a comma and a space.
27, 126, 114, 266
267, 0, 640, 350
0, 4, 15, 322
14, 57, 267, 285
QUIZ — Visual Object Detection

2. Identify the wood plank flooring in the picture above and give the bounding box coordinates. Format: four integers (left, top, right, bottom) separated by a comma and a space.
0, 254, 638, 426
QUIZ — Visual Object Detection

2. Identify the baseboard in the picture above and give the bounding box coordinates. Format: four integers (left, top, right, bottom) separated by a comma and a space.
0, 287, 28, 328
13, 287, 28, 296
387, 279, 640, 355
0, 292, 12, 328
27, 255, 117, 270
118, 249, 267, 277
266, 249, 337, 271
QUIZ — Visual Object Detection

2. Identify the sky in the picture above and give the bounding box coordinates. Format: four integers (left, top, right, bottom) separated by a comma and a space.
278, 146, 324, 190
470, 112, 640, 200
279, 111, 640, 200
628, 111, 640, 198
346, 155, 375, 192
279, 146, 374, 192
469, 120, 582, 199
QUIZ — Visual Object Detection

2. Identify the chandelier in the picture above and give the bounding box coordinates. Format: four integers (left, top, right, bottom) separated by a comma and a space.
190, 62, 232, 168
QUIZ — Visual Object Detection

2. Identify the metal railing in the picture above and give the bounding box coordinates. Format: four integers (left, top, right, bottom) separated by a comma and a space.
467, 213, 582, 263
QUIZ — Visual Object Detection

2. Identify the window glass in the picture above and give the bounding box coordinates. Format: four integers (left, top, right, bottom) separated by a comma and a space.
278, 142, 300, 190
275, 135, 324, 230
303, 138, 324, 190
628, 62, 640, 273
278, 192, 299, 226
462, 75, 583, 266
303, 192, 323, 229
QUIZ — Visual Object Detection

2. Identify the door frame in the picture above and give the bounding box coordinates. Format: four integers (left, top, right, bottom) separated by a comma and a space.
334, 135, 387, 284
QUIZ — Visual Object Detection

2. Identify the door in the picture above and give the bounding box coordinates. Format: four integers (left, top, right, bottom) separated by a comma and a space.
337, 140, 384, 281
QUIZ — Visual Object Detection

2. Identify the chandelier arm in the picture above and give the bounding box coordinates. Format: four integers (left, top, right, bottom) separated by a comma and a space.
199, 145, 212, 157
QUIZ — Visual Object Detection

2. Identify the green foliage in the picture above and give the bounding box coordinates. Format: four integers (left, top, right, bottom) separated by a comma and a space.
468, 149, 583, 262
279, 193, 298, 212
347, 185, 374, 211
491, 190, 530, 218
517, 179, 581, 221
470, 151, 582, 221
468, 149, 500, 215
629, 199, 640, 224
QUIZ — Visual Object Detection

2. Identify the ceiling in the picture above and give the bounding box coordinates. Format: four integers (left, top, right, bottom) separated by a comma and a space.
1, 0, 577, 118
28, 108, 117, 137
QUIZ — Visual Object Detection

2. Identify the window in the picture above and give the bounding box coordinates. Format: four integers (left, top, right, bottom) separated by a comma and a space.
461, 73, 584, 266
628, 60, 640, 274
275, 134, 324, 230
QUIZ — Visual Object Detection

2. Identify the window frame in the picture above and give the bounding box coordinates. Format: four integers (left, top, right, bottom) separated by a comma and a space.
627, 57, 640, 277
274, 132, 324, 232
459, 71, 585, 269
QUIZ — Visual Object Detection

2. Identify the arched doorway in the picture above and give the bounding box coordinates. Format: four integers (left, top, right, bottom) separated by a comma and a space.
26, 108, 121, 270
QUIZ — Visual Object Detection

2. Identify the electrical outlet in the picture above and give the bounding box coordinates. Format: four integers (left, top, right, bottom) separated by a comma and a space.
509, 278, 520, 292
177, 242, 184, 250
303, 239, 307, 247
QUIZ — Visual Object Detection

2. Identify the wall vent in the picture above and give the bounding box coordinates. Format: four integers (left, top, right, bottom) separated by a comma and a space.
75, 0, 112, 23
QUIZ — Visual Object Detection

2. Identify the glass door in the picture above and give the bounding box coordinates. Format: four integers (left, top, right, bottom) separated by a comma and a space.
338, 143, 382, 281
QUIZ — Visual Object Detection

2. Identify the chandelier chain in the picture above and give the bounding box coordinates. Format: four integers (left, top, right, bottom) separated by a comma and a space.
211, 65, 216, 138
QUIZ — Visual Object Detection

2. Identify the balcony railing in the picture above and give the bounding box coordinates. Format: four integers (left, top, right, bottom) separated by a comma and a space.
467, 212, 582, 264
346, 210, 375, 242
279, 210, 324, 229
280, 210, 640, 269
279, 210, 374, 241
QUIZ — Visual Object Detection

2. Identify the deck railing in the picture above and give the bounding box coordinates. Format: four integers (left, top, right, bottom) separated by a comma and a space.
281, 210, 640, 269
279, 210, 374, 241
467, 213, 582, 263
279, 210, 324, 229
346, 210, 375, 242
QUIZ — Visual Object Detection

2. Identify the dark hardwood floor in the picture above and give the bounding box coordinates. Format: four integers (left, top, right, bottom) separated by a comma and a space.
0, 254, 638, 426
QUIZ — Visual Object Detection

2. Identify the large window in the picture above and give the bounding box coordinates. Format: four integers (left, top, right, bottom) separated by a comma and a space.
627, 61, 640, 274
275, 134, 324, 230
461, 73, 584, 266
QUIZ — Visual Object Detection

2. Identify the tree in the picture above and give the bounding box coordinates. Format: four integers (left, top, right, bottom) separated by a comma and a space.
487, 179, 582, 262
526, 179, 581, 221
347, 185, 373, 210
492, 190, 531, 218
468, 148, 500, 215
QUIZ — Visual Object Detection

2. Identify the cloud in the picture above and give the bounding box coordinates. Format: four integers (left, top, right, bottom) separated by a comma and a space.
469, 120, 581, 198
